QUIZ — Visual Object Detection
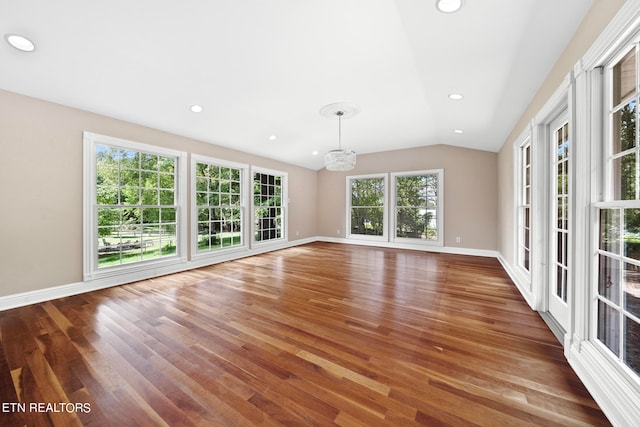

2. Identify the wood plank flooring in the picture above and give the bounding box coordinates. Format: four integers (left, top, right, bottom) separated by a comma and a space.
0, 242, 610, 426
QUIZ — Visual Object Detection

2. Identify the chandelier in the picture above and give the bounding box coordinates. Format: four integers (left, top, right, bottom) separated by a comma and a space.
320, 102, 360, 171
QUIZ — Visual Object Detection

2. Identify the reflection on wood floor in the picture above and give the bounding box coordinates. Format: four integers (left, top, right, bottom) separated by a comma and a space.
0, 242, 610, 426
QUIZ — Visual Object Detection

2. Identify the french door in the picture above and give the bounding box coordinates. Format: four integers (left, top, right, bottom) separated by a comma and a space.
549, 112, 570, 330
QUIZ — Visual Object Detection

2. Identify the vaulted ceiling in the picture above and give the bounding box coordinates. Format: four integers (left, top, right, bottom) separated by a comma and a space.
1, 0, 595, 169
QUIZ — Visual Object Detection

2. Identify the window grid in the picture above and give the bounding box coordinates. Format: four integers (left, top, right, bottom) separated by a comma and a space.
595, 43, 640, 378
518, 141, 531, 272
96, 145, 177, 268
350, 176, 385, 237
394, 173, 440, 241
195, 162, 243, 252
253, 172, 284, 242
554, 122, 570, 302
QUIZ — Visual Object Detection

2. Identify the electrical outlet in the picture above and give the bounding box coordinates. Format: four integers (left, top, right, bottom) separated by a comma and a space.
337, 229, 341, 235
456, 236, 461, 243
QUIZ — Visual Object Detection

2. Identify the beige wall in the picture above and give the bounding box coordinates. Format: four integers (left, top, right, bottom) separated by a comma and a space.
497, 0, 626, 265
0, 89, 317, 297
317, 144, 499, 250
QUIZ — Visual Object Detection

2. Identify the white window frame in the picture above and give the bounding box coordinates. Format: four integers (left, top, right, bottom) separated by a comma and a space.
346, 173, 389, 242
251, 166, 288, 247
390, 169, 444, 246
515, 133, 533, 281
83, 132, 187, 282
591, 40, 640, 386
191, 154, 249, 261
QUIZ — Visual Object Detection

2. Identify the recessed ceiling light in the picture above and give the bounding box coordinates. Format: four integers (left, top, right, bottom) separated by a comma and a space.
190, 104, 203, 113
312, 150, 319, 156
436, 0, 463, 13
269, 134, 277, 141
448, 93, 464, 100
4, 33, 35, 52
454, 129, 464, 134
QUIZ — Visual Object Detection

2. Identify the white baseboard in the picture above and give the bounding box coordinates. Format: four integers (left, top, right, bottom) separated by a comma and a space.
496, 254, 536, 310
568, 342, 640, 427
316, 236, 500, 258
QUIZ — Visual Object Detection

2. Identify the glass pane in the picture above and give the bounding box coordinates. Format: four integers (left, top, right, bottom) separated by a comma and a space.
138, 153, 155, 171
198, 208, 209, 222
120, 149, 139, 169
96, 145, 119, 166
141, 171, 158, 188
556, 231, 564, 265
97, 186, 118, 205
613, 49, 636, 107
196, 162, 208, 178
196, 192, 208, 206
120, 187, 140, 205
161, 208, 176, 223
141, 189, 159, 205
98, 208, 120, 228
598, 300, 620, 356
624, 316, 640, 376
557, 162, 564, 195
600, 208, 620, 254
120, 169, 140, 187
158, 156, 174, 173
625, 209, 640, 260
351, 207, 384, 236
612, 101, 636, 154
613, 153, 636, 200
396, 207, 428, 239
624, 263, 640, 319
159, 173, 174, 189
556, 266, 567, 301
97, 166, 118, 186
352, 178, 384, 207
599, 254, 620, 303
142, 208, 159, 224
196, 177, 208, 192
160, 190, 174, 205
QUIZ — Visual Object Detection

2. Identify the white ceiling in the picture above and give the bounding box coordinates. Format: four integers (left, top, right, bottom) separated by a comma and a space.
1, 0, 595, 170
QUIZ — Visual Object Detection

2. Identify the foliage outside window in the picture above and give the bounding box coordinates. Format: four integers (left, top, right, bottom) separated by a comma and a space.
595, 46, 640, 378
194, 157, 245, 253
253, 169, 287, 243
89, 136, 183, 271
392, 170, 442, 244
349, 175, 386, 239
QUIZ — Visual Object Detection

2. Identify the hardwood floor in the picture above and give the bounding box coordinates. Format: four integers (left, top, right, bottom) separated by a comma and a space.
0, 242, 610, 426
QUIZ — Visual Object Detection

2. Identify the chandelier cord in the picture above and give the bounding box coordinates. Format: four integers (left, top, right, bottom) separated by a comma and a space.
337, 111, 344, 150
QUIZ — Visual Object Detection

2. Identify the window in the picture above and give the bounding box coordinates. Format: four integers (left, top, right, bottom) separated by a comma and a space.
392, 170, 443, 245
192, 155, 247, 257
347, 174, 387, 240
595, 46, 640, 378
517, 138, 532, 273
253, 168, 287, 243
83, 132, 187, 280
552, 118, 570, 304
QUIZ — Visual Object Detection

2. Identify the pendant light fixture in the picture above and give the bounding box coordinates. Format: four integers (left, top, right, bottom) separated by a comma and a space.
320, 102, 360, 171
